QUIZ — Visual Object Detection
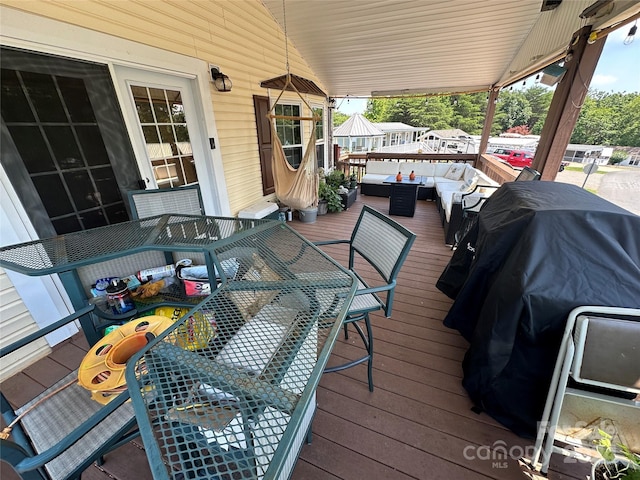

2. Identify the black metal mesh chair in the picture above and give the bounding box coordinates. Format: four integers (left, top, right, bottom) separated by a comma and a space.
0, 306, 139, 480
315, 205, 416, 391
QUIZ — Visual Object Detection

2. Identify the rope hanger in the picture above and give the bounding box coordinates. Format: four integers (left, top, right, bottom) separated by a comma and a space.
267, 0, 321, 122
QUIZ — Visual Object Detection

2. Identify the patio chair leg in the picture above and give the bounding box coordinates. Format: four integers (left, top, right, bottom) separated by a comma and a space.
324, 314, 375, 391
364, 315, 374, 392
343, 322, 349, 339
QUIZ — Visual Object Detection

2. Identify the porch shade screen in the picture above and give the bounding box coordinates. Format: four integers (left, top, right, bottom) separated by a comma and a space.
268, 74, 320, 210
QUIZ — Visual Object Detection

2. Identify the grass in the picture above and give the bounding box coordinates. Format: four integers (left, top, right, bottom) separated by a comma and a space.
564, 166, 606, 174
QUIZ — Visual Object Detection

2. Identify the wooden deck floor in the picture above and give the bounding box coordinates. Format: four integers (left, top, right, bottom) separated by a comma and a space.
1, 194, 591, 480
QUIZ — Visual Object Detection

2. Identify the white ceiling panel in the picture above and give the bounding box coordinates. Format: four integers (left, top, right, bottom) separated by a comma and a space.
261, 0, 640, 98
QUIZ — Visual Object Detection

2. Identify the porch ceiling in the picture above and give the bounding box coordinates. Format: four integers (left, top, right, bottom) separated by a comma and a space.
261, 0, 640, 98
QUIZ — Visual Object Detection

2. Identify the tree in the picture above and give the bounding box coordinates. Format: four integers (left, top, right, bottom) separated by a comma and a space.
523, 86, 553, 134
333, 111, 350, 126
570, 96, 616, 145
506, 125, 531, 135
495, 90, 532, 132
609, 150, 627, 165
421, 96, 454, 129
616, 95, 640, 146
364, 98, 388, 122
451, 93, 485, 134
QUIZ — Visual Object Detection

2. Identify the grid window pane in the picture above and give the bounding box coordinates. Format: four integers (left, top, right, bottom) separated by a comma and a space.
31, 174, 73, 217
130, 84, 199, 188
43, 126, 84, 169
133, 86, 154, 123
76, 126, 110, 166
274, 104, 303, 169
58, 76, 96, 122
150, 88, 170, 123
8, 125, 55, 173
21, 71, 66, 122
1, 69, 35, 122
64, 170, 97, 210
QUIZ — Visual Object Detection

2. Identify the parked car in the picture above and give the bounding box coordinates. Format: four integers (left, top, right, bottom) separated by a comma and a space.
491, 149, 570, 172
491, 148, 534, 168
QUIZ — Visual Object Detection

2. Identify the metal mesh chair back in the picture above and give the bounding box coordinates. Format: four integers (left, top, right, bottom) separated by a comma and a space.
514, 166, 541, 181
351, 206, 416, 282
128, 185, 204, 220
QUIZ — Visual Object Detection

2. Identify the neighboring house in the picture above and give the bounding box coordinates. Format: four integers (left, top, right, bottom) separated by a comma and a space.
333, 113, 385, 152
425, 129, 477, 154
372, 122, 430, 148
486, 134, 540, 153
0, 2, 329, 375
562, 144, 613, 165
610, 146, 640, 167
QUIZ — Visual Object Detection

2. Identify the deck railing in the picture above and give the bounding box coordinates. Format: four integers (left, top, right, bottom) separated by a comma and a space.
337, 152, 477, 183
337, 152, 517, 185
476, 154, 518, 184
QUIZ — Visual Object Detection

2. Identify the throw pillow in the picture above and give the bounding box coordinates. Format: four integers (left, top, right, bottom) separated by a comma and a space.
459, 174, 479, 192
444, 164, 465, 181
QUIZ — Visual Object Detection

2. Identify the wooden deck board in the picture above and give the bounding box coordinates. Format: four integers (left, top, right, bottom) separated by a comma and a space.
0, 193, 592, 480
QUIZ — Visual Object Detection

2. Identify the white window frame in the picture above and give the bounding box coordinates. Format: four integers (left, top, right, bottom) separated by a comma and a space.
274, 102, 304, 168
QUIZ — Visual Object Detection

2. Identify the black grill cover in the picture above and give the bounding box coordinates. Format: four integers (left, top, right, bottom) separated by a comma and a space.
437, 181, 640, 437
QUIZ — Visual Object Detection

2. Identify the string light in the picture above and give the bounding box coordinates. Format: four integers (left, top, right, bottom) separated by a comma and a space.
624, 22, 637, 45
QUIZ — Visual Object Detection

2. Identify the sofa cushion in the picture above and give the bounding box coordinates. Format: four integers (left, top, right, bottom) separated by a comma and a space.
400, 162, 436, 177
462, 165, 477, 182
361, 173, 392, 185
365, 160, 403, 176
459, 175, 479, 193
435, 180, 463, 198
444, 164, 466, 180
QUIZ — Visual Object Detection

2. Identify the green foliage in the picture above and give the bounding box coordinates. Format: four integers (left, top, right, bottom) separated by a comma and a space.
610, 150, 628, 165
318, 181, 343, 213
333, 111, 350, 126
494, 91, 533, 133
450, 93, 486, 134
324, 170, 348, 189
524, 86, 553, 134
354, 87, 639, 147
571, 91, 640, 146
595, 429, 640, 479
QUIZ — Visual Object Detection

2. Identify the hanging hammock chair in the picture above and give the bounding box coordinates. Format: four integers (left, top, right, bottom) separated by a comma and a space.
268, 74, 321, 210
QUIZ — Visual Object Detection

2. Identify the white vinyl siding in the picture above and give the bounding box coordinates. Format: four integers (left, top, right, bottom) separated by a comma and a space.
0, 268, 50, 382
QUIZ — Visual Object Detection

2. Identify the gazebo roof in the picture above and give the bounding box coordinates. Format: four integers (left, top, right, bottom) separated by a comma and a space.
333, 114, 385, 137
374, 122, 426, 132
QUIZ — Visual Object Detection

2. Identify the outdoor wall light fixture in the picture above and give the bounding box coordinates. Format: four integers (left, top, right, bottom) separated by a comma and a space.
210, 66, 232, 92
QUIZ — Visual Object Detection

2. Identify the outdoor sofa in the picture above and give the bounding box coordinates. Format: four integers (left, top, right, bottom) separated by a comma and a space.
360, 160, 499, 244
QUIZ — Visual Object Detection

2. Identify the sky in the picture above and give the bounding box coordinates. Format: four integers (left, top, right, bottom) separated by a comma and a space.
336, 23, 639, 116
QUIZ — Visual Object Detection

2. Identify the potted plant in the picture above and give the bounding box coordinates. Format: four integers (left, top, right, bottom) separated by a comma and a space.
349, 173, 358, 190
324, 170, 347, 190
318, 180, 343, 214
592, 430, 640, 480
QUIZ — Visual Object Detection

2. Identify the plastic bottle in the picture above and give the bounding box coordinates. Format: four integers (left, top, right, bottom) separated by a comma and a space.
396, 172, 403, 182
106, 279, 135, 315
409, 170, 416, 181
